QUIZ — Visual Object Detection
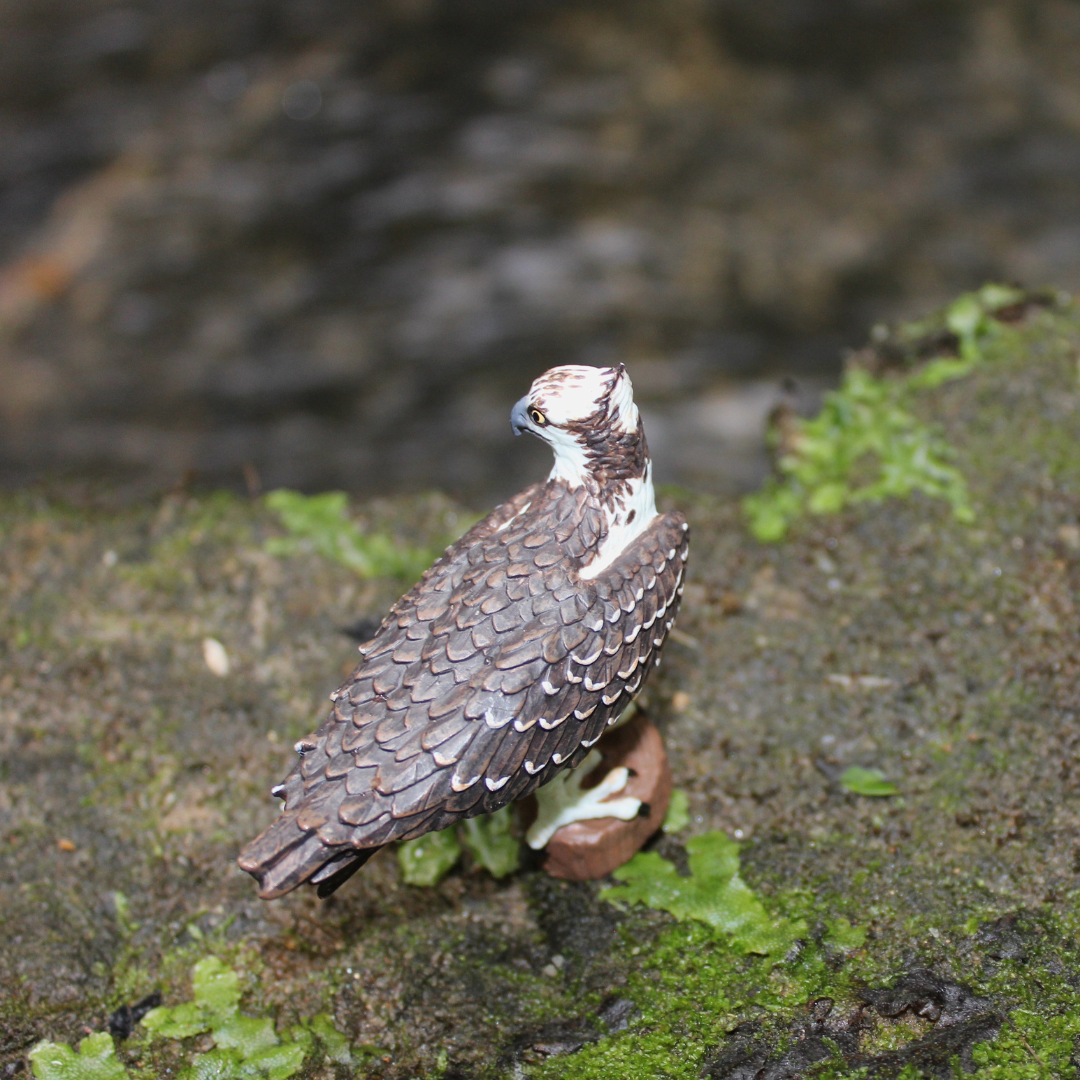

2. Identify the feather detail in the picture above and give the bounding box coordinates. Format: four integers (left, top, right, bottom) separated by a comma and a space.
431, 725, 475, 765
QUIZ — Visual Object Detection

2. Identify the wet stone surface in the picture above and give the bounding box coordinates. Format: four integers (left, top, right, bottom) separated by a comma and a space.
5, 300, 1080, 1076
5, 1, 1080, 498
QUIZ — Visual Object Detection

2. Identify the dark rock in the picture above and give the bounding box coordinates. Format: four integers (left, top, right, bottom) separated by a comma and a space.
857, 1013, 1003, 1079
507, 1017, 600, 1062
702, 1007, 864, 1080
701, 1030, 770, 1080
596, 995, 637, 1032
704, 973, 1001, 1080
859, 967, 993, 1027
107, 991, 162, 1039
974, 913, 1030, 962
525, 876, 623, 967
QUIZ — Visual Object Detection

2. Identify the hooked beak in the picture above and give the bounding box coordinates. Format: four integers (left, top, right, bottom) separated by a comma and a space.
510, 396, 531, 436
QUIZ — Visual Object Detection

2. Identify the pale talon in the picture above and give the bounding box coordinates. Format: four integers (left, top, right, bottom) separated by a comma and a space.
526, 751, 642, 850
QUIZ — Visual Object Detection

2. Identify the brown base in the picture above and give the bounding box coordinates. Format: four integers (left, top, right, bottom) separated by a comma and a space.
521, 712, 672, 882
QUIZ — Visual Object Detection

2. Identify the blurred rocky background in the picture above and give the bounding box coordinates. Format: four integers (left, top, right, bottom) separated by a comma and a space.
2, 0, 1079, 501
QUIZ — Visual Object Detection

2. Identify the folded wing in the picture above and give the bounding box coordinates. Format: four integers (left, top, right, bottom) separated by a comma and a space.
238, 482, 688, 898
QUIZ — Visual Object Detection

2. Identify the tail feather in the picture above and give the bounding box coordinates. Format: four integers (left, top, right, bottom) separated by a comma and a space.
237, 810, 379, 899
237, 809, 307, 873
313, 848, 379, 898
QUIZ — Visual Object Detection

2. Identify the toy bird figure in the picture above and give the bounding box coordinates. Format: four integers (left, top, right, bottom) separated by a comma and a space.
238, 364, 689, 898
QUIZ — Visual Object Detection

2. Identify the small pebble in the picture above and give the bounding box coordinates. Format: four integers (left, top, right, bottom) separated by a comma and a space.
57, 839, 76, 852
202, 637, 230, 677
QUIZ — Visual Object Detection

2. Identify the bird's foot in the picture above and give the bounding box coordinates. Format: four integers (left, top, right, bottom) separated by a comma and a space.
526, 750, 642, 850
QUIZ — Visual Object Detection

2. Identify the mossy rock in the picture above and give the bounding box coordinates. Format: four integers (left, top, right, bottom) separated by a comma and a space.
4, 293, 1080, 1077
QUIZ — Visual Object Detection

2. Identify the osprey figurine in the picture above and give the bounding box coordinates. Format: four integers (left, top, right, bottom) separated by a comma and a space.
239, 364, 689, 898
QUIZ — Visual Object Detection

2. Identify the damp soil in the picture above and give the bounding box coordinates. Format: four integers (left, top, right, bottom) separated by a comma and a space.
4, 297, 1080, 1076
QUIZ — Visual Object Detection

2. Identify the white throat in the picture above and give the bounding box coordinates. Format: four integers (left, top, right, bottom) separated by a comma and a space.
546, 427, 592, 487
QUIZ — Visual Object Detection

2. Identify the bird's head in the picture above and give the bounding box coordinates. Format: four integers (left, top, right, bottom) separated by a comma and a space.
511, 364, 648, 490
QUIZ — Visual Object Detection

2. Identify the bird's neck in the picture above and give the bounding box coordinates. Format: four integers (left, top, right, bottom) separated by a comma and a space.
575, 458, 657, 580
541, 413, 656, 580
546, 412, 651, 497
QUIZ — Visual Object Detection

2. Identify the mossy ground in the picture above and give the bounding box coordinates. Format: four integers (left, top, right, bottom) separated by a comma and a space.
4, 298, 1080, 1077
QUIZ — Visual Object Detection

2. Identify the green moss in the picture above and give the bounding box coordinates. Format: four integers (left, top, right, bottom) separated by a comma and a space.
743, 283, 1030, 542
30, 1034, 128, 1080
123, 491, 257, 593
398, 828, 463, 886
744, 362, 975, 542
142, 956, 242, 1036
822, 917, 867, 953
264, 488, 443, 579
838, 766, 898, 797
399, 806, 523, 886
943, 283, 1027, 360
460, 806, 522, 879
530, 915, 860, 1080
304, 1015, 352, 1066
526, 899, 1080, 1080
601, 832, 807, 956
964, 909, 1080, 1078
137, 957, 349, 1079
662, 789, 690, 833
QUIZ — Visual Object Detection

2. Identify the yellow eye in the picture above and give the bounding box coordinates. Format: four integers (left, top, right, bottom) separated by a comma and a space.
528, 407, 547, 426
